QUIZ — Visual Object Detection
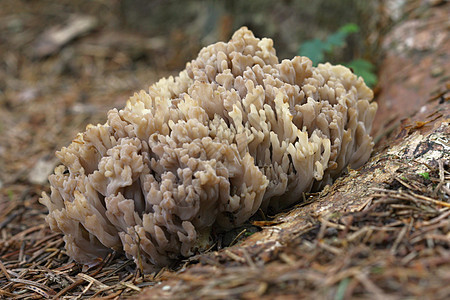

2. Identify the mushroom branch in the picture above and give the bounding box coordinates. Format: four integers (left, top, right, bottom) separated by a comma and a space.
40, 27, 377, 272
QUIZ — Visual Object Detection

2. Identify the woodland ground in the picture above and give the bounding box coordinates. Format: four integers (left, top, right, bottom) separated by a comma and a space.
0, 1, 448, 299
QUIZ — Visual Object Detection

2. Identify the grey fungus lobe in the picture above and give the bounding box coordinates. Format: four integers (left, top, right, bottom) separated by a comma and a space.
40, 27, 377, 272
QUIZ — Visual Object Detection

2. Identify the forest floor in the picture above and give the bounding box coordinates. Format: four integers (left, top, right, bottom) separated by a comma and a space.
0, 0, 448, 299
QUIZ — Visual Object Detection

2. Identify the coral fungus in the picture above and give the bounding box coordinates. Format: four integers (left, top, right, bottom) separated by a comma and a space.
40, 27, 377, 272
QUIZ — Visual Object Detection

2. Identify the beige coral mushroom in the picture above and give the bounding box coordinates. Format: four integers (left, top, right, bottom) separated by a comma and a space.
40, 27, 377, 272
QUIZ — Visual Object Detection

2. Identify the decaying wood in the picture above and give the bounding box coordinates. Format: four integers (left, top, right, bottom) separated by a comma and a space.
372, 1, 449, 141
30, 15, 98, 58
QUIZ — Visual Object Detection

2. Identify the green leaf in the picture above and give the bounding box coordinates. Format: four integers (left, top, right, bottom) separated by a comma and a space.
335, 278, 350, 300
338, 23, 359, 34
346, 58, 375, 71
298, 38, 327, 65
326, 23, 359, 49
326, 31, 347, 49
418, 172, 430, 180
7, 189, 14, 201
298, 23, 361, 66
345, 59, 377, 87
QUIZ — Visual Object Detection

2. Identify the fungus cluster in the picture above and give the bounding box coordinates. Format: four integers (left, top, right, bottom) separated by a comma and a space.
40, 27, 377, 272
